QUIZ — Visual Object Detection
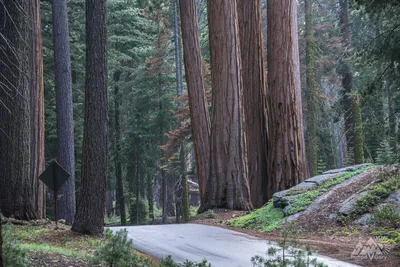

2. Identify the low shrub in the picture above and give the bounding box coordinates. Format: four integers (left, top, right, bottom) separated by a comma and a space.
351, 174, 400, 216
2, 223, 28, 267
89, 229, 151, 267
373, 204, 400, 228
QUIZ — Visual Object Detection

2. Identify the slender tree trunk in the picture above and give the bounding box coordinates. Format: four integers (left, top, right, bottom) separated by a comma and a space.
292, 1, 309, 178
162, 169, 168, 223
305, 0, 318, 176
147, 170, 154, 221
173, 0, 186, 223
30, 0, 46, 219
136, 156, 140, 225
236, 0, 268, 208
266, 0, 309, 198
200, 0, 252, 212
387, 80, 396, 152
0, 0, 43, 220
113, 71, 126, 225
72, 0, 108, 235
179, 0, 211, 204
52, 0, 75, 224
339, 0, 364, 165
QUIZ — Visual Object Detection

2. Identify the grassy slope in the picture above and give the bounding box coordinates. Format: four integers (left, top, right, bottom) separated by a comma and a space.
229, 166, 375, 232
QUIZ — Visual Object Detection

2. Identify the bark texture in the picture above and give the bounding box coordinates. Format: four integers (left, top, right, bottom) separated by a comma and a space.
72, 0, 108, 235
237, 0, 268, 208
305, 0, 318, 176
52, 0, 76, 224
179, 0, 211, 203
30, 0, 46, 219
339, 0, 364, 165
200, 0, 252, 211
0, 0, 44, 220
266, 0, 309, 198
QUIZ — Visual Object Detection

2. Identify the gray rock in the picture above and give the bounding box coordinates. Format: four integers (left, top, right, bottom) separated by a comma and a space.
328, 213, 337, 221
355, 213, 373, 226
384, 190, 400, 212
272, 189, 290, 208
323, 163, 373, 175
290, 181, 318, 191
339, 191, 369, 215
304, 173, 340, 185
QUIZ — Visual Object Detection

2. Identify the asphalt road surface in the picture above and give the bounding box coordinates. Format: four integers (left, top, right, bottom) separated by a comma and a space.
109, 224, 359, 267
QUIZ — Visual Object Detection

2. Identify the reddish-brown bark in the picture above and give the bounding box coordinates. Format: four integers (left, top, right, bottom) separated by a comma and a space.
200, 0, 252, 211
179, 0, 211, 203
237, 0, 268, 208
266, 0, 309, 198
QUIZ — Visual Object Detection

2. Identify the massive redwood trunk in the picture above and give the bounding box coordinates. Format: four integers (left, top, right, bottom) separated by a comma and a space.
200, 0, 252, 212
179, 0, 211, 203
266, 0, 309, 198
0, 0, 45, 220
72, 0, 108, 235
237, 0, 268, 208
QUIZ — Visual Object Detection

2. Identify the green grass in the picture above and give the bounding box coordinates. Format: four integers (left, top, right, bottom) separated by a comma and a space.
285, 190, 322, 215
105, 216, 121, 224
10, 225, 108, 260
229, 202, 285, 232
20, 243, 89, 259
320, 167, 374, 190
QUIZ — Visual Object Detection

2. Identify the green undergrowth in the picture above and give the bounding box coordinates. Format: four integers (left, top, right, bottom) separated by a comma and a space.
284, 190, 321, 215
371, 228, 400, 244
229, 201, 285, 232
351, 173, 400, 217
229, 166, 374, 232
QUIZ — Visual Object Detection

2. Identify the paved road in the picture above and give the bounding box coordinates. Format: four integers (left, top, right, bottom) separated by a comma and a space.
109, 224, 359, 267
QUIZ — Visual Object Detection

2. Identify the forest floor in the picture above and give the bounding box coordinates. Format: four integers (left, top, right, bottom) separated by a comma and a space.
6, 222, 158, 266
191, 167, 400, 267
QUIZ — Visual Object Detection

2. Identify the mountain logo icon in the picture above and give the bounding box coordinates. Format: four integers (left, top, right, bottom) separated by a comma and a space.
351, 238, 390, 260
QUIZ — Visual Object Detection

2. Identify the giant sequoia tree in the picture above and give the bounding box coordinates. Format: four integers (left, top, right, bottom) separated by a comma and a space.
266, 0, 309, 198
72, 0, 108, 235
52, 0, 76, 224
201, 0, 252, 211
0, 0, 45, 220
179, 0, 211, 203
237, 0, 268, 208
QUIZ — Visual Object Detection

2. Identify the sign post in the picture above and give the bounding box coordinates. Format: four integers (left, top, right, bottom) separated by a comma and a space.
39, 160, 70, 228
